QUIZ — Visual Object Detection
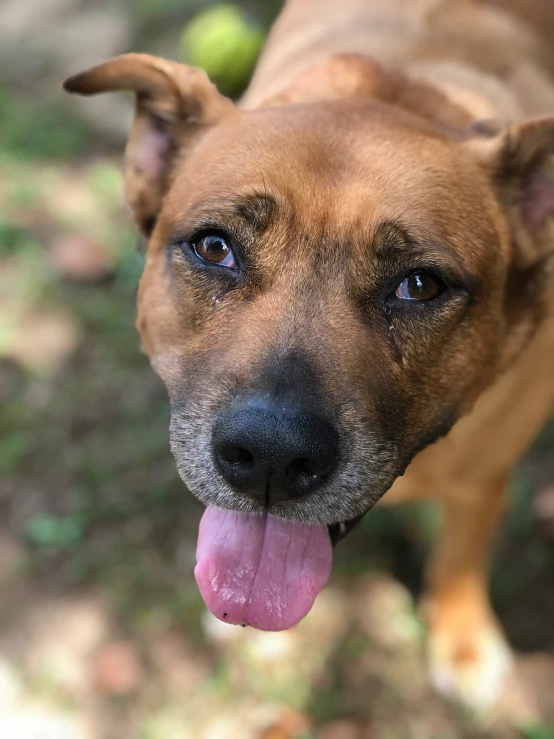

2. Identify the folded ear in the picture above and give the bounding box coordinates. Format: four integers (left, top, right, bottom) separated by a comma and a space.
466, 117, 554, 270
64, 53, 235, 234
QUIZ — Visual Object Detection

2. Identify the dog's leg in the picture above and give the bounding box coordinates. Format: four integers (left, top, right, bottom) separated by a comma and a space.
423, 478, 512, 709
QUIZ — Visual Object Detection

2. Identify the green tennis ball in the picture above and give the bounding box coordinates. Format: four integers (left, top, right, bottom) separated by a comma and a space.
179, 4, 265, 96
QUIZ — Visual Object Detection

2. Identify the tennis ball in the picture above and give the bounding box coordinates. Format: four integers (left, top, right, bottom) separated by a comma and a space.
179, 4, 265, 97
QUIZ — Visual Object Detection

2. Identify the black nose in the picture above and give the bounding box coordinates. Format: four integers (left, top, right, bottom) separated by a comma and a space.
212, 400, 339, 502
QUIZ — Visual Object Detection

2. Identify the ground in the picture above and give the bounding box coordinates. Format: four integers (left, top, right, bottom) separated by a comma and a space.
1, 1, 554, 737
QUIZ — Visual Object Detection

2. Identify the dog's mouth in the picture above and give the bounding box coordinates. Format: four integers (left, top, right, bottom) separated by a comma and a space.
328, 511, 367, 547
194, 506, 367, 631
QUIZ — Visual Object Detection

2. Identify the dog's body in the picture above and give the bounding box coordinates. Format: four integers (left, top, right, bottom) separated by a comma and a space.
243, 0, 554, 705
65, 0, 554, 707
244, 0, 554, 119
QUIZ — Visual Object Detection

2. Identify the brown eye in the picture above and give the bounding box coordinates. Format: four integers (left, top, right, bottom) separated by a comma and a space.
194, 234, 236, 268
395, 271, 444, 301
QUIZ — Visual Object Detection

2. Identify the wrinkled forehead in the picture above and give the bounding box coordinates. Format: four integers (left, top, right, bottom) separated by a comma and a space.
163, 100, 493, 243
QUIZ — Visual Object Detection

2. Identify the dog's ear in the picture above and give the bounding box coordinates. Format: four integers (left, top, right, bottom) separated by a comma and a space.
262, 54, 473, 131
466, 117, 554, 269
64, 54, 235, 235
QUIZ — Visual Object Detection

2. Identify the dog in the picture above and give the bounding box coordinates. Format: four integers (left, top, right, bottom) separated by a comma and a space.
64, 0, 554, 708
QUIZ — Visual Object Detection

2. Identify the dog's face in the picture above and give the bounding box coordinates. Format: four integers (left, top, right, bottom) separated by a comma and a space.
65, 54, 554, 528
139, 102, 511, 526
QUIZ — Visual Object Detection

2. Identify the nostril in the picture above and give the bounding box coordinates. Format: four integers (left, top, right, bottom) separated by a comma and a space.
287, 456, 333, 479
219, 444, 254, 467
212, 402, 339, 500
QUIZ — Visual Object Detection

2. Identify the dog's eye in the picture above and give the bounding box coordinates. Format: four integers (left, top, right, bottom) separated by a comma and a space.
395, 271, 445, 301
193, 234, 236, 268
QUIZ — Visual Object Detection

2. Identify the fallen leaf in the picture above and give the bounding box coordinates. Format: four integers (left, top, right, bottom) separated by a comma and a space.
48, 233, 115, 282
92, 641, 144, 696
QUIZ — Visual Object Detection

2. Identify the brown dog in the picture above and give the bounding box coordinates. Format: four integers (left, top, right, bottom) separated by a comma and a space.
64, 0, 554, 708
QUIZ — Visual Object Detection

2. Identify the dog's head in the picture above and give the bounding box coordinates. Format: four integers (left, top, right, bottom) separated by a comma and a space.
64, 53, 554, 529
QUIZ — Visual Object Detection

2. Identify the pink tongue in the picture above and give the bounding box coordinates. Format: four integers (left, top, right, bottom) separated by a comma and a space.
195, 507, 332, 631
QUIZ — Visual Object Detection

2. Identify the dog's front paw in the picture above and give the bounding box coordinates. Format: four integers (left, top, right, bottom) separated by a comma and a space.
428, 621, 513, 710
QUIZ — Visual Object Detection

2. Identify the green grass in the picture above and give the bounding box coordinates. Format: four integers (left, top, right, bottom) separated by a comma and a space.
0, 87, 93, 160
521, 726, 554, 739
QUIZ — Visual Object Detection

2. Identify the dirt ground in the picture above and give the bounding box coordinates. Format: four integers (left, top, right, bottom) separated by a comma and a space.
1, 1, 554, 737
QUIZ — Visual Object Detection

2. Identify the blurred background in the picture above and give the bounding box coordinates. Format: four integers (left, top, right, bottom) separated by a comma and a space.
1, 1, 554, 737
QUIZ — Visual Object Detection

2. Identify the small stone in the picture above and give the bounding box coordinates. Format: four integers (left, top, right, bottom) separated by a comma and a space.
92, 641, 143, 696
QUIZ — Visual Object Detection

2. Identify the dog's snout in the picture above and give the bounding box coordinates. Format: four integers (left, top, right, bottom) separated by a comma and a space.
212, 400, 339, 502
